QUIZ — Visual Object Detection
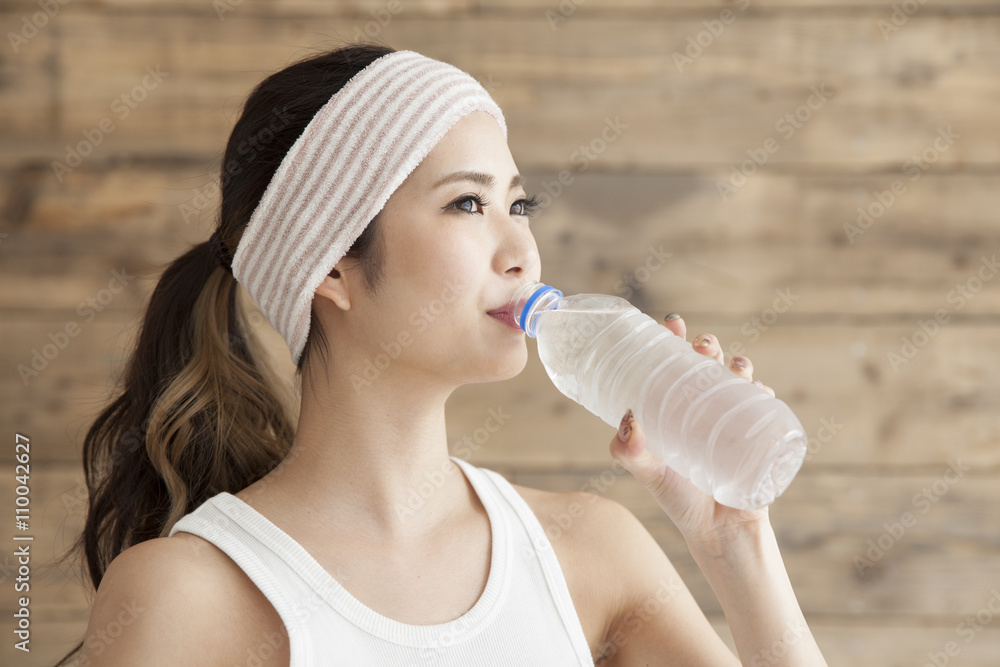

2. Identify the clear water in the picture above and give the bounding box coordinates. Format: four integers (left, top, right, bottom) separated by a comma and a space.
532, 294, 807, 509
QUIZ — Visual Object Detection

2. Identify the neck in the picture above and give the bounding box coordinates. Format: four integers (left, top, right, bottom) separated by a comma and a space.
240, 360, 474, 543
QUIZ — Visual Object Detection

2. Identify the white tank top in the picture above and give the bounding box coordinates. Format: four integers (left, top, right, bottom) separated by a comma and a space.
168, 456, 596, 666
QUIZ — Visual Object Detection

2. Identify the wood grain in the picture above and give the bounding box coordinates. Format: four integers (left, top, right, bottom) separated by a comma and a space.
3, 12, 999, 167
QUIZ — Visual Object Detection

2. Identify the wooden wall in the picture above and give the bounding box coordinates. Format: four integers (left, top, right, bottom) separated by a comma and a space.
2, 0, 999, 664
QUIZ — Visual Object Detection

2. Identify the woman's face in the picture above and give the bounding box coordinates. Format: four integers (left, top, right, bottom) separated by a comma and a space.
323, 110, 542, 389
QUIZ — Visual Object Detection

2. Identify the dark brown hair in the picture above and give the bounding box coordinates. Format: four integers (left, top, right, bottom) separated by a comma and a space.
53, 42, 393, 666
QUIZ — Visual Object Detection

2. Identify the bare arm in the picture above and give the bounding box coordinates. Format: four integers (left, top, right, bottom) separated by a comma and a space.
687, 519, 823, 666
589, 497, 741, 666
606, 314, 826, 666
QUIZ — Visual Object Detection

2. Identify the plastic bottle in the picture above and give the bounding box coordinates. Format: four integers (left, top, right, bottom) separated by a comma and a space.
503, 280, 807, 509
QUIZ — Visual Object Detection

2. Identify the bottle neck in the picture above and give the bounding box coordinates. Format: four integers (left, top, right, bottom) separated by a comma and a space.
508, 281, 563, 337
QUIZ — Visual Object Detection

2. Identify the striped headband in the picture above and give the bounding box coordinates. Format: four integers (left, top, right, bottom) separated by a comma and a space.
231, 49, 508, 366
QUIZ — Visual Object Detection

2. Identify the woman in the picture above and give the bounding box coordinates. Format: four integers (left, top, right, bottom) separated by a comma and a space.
59, 44, 826, 665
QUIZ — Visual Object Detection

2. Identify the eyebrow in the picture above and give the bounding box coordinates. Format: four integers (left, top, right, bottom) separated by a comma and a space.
433, 171, 526, 192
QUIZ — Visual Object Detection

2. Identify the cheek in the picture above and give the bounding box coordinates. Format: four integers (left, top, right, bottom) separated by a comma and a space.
408, 237, 483, 301
372, 266, 471, 351
385, 214, 489, 315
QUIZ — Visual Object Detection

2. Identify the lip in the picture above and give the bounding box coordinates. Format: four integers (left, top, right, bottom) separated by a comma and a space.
486, 286, 530, 318
488, 310, 523, 332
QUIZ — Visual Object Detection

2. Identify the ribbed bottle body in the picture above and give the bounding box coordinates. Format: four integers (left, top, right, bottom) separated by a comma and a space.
532, 293, 806, 509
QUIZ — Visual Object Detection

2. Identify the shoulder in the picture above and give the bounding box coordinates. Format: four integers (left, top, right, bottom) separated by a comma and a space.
509, 482, 665, 595
509, 481, 639, 552
508, 482, 733, 665
507, 482, 645, 652
78, 532, 289, 666
508, 478, 656, 559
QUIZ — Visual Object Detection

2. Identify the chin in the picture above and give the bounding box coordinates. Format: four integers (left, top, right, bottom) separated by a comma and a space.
471, 342, 529, 384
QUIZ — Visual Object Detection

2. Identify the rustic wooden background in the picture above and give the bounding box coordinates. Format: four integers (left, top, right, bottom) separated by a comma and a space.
2, 0, 999, 665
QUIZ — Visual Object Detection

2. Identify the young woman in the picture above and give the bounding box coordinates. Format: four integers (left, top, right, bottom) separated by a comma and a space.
58, 44, 826, 666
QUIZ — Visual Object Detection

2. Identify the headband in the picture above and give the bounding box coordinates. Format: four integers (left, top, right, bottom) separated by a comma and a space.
231, 49, 508, 366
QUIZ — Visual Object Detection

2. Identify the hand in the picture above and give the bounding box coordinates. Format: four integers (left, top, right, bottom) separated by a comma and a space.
608, 314, 773, 552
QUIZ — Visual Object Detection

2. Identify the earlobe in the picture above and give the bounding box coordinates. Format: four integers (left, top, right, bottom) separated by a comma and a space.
315, 271, 351, 311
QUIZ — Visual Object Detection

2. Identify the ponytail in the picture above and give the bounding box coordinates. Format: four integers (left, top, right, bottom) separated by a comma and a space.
53, 42, 394, 666
97, 242, 296, 560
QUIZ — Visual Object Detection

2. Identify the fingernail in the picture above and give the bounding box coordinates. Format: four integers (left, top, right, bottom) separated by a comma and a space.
664, 313, 680, 322
618, 409, 634, 443
731, 356, 747, 370
693, 334, 711, 347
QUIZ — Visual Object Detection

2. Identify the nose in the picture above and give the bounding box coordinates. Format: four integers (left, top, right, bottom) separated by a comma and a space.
493, 215, 540, 279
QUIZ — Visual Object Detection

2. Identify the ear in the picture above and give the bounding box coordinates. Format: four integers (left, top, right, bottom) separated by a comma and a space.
314, 262, 352, 311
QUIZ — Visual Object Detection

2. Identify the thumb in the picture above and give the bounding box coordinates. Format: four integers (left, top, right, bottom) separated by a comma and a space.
609, 408, 673, 496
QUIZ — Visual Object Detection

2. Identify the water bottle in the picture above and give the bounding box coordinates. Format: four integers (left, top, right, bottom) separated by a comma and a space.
502, 280, 807, 509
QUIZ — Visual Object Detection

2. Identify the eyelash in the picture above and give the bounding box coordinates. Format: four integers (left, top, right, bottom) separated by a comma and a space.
443, 192, 542, 219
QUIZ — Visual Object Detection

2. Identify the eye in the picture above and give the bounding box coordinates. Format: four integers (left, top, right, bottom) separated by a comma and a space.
444, 193, 491, 215
512, 193, 541, 218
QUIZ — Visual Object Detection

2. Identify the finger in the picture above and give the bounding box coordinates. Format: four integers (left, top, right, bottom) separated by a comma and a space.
692, 333, 724, 364
730, 355, 753, 381
663, 313, 686, 340
752, 380, 776, 397
609, 408, 679, 499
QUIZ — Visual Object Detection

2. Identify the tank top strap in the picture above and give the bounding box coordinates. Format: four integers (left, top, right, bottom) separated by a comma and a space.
449, 456, 594, 666
168, 500, 316, 665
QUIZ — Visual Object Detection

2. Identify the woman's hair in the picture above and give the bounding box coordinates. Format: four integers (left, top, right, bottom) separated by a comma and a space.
53, 42, 393, 666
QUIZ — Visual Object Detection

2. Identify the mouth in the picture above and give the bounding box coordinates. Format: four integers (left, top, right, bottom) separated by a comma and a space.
487, 310, 523, 332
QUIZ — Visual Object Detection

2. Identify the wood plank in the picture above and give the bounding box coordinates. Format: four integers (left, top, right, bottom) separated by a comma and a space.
4, 314, 1000, 465
449, 320, 1000, 471
4, 293, 999, 466
0, 7, 56, 143
6, 229, 999, 315
0, 464, 92, 667
0, 0, 477, 15
486, 0, 1000, 10
2, 14, 999, 166
510, 469, 1000, 615
707, 618, 1000, 667
0, 295, 296, 464
2, 165, 998, 315
3, 0, 996, 15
